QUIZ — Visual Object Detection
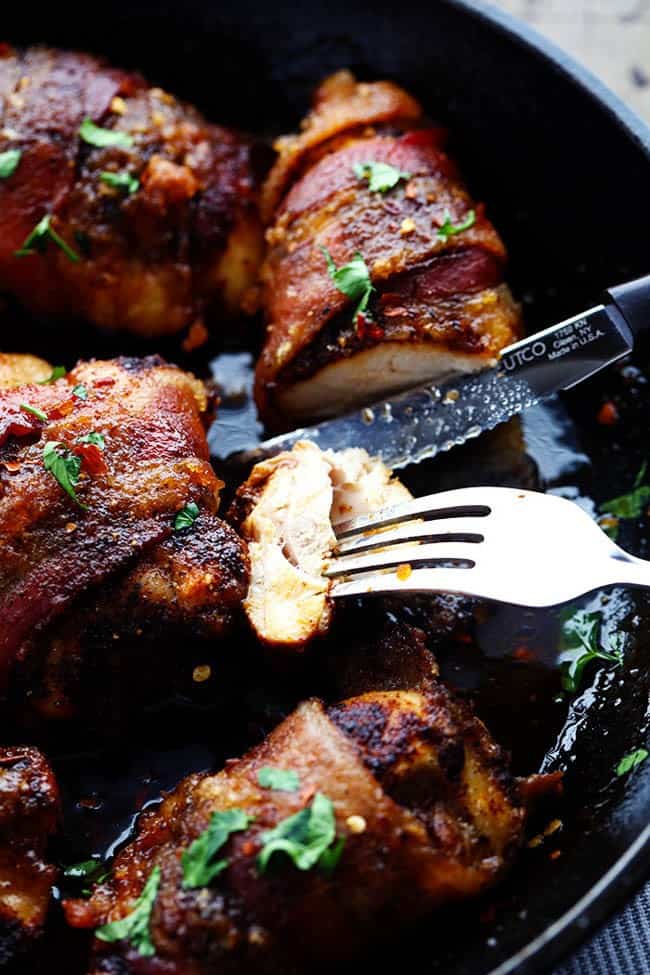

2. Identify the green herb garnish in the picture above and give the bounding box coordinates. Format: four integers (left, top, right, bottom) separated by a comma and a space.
72, 384, 88, 400
64, 858, 110, 896
100, 170, 139, 194
174, 501, 200, 531
616, 748, 648, 776
96, 865, 160, 958
182, 809, 252, 889
15, 214, 81, 262
0, 148, 21, 179
257, 767, 300, 792
38, 366, 67, 384
43, 441, 86, 509
437, 208, 476, 242
77, 431, 105, 449
79, 117, 134, 150
322, 247, 374, 326
601, 463, 650, 520
19, 402, 47, 421
257, 792, 344, 874
559, 609, 623, 693
353, 160, 410, 193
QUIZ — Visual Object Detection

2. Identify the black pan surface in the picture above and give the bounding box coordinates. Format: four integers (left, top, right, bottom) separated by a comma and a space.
2, 2, 650, 974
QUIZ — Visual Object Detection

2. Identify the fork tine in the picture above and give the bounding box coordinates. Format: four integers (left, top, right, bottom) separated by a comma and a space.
330, 565, 478, 599
334, 517, 487, 555
324, 542, 478, 579
333, 487, 492, 538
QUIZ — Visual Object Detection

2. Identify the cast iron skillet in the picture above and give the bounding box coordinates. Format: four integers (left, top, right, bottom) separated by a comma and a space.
3, 2, 650, 974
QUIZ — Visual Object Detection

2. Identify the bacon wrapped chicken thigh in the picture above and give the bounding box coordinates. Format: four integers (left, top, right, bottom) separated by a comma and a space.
0, 355, 248, 717
66, 653, 541, 974
256, 70, 523, 426
0, 45, 263, 338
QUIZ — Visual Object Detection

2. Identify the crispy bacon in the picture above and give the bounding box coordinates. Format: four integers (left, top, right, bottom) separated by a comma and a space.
0, 45, 263, 337
256, 72, 523, 427
0, 356, 247, 701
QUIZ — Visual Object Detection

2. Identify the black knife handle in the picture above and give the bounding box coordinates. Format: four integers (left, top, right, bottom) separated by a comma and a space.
606, 274, 650, 339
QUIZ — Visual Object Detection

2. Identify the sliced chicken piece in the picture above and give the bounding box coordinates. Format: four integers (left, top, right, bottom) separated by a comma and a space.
228, 441, 411, 649
256, 71, 523, 427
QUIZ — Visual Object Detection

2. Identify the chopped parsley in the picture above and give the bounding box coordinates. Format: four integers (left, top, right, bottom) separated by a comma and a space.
601, 463, 650, 521
174, 501, 200, 531
182, 808, 252, 889
616, 748, 648, 776
100, 170, 139, 194
257, 792, 344, 874
437, 208, 476, 242
19, 402, 47, 422
96, 865, 160, 958
43, 441, 86, 509
257, 767, 300, 792
77, 431, 105, 449
79, 117, 134, 150
0, 148, 21, 179
72, 384, 88, 400
559, 609, 623, 693
322, 247, 375, 327
38, 366, 67, 384
353, 160, 410, 193
15, 214, 81, 262
64, 858, 110, 896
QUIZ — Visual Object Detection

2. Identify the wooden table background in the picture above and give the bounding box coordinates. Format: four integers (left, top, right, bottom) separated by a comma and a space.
489, 0, 650, 122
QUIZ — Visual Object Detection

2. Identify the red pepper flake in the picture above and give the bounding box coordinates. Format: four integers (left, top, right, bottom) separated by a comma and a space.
240, 840, 256, 857
93, 377, 116, 388
597, 401, 619, 426
355, 312, 384, 341
182, 319, 209, 352
71, 442, 107, 475
2, 460, 21, 473
48, 397, 76, 419
512, 646, 537, 662
549, 849, 562, 860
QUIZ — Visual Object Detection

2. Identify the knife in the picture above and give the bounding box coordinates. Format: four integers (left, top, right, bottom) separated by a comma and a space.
228, 275, 650, 471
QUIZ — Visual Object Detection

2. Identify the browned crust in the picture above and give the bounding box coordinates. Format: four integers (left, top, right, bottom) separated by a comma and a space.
0, 45, 263, 336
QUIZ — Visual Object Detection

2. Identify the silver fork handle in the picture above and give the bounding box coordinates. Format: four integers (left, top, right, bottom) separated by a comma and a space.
602, 551, 650, 589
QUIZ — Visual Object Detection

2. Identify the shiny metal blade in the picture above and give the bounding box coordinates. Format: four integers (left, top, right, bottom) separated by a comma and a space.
229, 303, 632, 471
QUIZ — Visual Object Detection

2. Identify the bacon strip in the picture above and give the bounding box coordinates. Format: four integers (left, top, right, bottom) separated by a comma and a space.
0, 357, 221, 689
256, 73, 523, 427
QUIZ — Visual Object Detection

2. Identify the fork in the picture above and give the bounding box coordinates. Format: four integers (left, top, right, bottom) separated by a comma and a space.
325, 486, 650, 607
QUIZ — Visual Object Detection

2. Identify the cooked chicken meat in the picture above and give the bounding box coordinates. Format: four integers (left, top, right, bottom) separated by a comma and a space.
0, 46, 263, 338
256, 70, 523, 426
66, 658, 540, 974
228, 441, 411, 648
0, 355, 248, 716
0, 746, 59, 966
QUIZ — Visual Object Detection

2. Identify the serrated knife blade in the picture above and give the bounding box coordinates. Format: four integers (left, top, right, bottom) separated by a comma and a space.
228, 275, 650, 471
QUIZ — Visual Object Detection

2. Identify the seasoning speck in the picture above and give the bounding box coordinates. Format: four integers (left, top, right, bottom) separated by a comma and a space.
396, 563, 412, 581
346, 815, 367, 834
400, 217, 416, 235
193, 664, 212, 683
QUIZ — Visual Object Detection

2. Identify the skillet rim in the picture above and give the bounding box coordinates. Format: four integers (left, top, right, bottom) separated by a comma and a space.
438, 6, 650, 972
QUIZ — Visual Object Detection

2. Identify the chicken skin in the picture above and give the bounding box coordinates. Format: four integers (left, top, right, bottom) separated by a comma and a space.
0, 45, 263, 338
65, 651, 535, 974
256, 70, 523, 426
0, 746, 60, 967
228, 441, 411, 649
0, 355, 248, 718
